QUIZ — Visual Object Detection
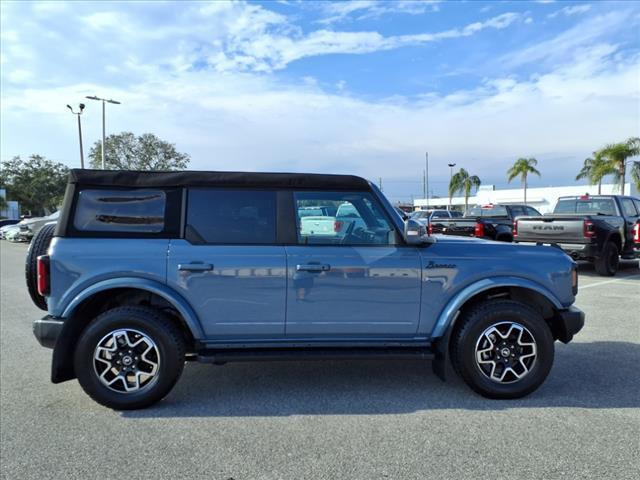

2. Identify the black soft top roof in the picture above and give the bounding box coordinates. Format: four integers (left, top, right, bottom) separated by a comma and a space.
69, 169, 371, 191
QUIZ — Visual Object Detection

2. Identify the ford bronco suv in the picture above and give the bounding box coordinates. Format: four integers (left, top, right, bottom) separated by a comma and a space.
30, 169, 584, 409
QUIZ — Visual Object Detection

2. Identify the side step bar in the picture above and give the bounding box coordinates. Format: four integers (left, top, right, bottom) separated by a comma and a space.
197, 347, 435, 364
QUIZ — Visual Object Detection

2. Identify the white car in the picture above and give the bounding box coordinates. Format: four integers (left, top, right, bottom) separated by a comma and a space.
0, 224, 20, 240
18, 211, 59, 241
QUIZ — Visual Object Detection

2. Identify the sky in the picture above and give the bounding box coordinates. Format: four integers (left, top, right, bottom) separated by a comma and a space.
1, 0, 639, 202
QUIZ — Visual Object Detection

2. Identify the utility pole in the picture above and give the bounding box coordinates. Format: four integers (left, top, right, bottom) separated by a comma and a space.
447, 162, 456, 211
67, 103, 86, 168
425, 151, 429, 209
85, 95, 121, 169
379, 177, 383, 191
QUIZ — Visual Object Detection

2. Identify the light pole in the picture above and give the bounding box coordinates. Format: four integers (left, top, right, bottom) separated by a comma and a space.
85, 95, 121, 169
67, 103, 85, 168
425, 151, 429, 209
447, 163, 456, 210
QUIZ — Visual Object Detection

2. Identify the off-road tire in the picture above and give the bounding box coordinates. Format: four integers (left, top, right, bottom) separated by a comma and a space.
594, 241, 619, 276
451, 299, 554, 399
74, 306, 186, 410
25, 223, 56, 311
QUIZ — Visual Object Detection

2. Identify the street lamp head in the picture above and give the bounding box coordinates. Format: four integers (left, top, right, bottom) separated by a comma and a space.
85, 95, 100, 101
79, 103, 85, 111
106, 99, 121, 105
66, 104, 72, 111
448, 163, 456, 168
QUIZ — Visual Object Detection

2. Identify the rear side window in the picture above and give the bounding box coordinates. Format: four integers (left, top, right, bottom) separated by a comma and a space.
509, 206, 526, 217
74, 189, 166, 233
186, 189, 277, 244
620, 198, 638, 217
526, 207, 540, 216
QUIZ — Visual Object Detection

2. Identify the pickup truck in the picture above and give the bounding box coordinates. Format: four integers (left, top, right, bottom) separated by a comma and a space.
514, 195, 640, 276
430, 204, 541, 242
29, 169, 584, 409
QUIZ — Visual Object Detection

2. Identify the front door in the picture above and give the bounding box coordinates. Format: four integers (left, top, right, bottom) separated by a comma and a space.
286, 191, 422, 338
167, 188, 286, 339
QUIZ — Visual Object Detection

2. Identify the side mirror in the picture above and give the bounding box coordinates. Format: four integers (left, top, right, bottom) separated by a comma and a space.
404, 219, 431, 245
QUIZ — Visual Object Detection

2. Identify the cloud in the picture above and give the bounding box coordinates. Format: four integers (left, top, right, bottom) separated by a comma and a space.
501, 10, 635, 69
317, 0, 440, 25
548, 4, 591, 19
219, 12, 522, 72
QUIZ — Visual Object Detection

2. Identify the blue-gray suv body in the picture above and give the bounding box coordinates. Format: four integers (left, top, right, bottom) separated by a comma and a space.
30, 169, 584, 409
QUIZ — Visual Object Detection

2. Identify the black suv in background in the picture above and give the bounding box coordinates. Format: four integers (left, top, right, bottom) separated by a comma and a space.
430, 204, 541, 242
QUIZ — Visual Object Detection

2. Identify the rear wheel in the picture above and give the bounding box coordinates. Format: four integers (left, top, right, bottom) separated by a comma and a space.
594, 241, 619, 276
451, 300, 554, 399
74, 306, 185, 410
25, 223, 56, 311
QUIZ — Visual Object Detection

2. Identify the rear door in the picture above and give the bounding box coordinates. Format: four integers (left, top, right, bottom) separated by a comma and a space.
285, 190, 422, 338
167, 188, 286, 339
619, 197, 639, 252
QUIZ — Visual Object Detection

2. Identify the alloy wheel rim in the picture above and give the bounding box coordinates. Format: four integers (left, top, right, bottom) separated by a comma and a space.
474, 322, 537, 384
93, 328, 160, 393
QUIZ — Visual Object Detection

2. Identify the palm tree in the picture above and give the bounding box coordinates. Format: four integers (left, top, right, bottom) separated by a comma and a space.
575, 153, 614, 194
595, 137, 640, 195
507, 157, 541, 205
449, 168, 481, 214
631, 160, 640, 192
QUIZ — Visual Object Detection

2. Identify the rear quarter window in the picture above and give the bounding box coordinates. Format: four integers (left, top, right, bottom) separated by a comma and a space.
73, 189, 168, 233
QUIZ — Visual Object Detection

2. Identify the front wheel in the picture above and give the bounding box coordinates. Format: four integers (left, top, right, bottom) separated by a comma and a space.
74, 306, 186, 410
451, 300, 554, 399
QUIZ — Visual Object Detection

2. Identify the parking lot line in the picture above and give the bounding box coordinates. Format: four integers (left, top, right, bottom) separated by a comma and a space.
579, 274, 640, 290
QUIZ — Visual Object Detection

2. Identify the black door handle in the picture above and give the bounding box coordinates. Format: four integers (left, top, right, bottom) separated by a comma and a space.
178, 263, 213, 272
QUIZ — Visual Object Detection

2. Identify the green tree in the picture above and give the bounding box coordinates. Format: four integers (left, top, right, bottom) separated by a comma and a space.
89, 132, 190, 171
575, 153, 615, 194
448, 168, 481, 214
507, 157, 541, 205
595, 137, 640, 195
0, 155, 69, 216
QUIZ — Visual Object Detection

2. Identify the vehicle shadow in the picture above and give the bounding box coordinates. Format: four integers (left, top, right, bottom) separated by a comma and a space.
577, 259, 639, 277
122, 340, 640, 418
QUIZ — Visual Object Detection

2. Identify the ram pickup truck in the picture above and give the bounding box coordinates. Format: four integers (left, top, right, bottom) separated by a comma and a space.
430, 204, 541, 242
514, 195, 640, 276
29, 169, 584, 410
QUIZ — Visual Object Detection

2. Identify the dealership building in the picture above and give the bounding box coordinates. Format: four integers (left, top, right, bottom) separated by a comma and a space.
413, 182, 638, 214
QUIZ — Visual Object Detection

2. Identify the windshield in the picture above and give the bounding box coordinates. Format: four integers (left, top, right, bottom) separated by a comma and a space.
554, 198, 617, 215
467, 205, 508, 217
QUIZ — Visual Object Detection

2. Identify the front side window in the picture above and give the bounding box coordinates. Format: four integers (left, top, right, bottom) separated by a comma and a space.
294, 191, 395, 245
187, 189, 276, 244
74, 189, 166, 233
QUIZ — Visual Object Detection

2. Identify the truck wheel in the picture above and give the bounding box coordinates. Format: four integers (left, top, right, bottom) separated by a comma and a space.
74, 306, 185, 410
25, 223, 56, 311
594, 241, 619, 276
451, 300, 554, 399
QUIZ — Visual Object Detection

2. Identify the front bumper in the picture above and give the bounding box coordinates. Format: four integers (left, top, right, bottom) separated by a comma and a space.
553, 306, 585, 344
33, 315, 64, 349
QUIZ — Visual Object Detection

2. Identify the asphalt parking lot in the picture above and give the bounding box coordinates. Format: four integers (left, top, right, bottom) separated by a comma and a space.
1, 240, 638, 480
